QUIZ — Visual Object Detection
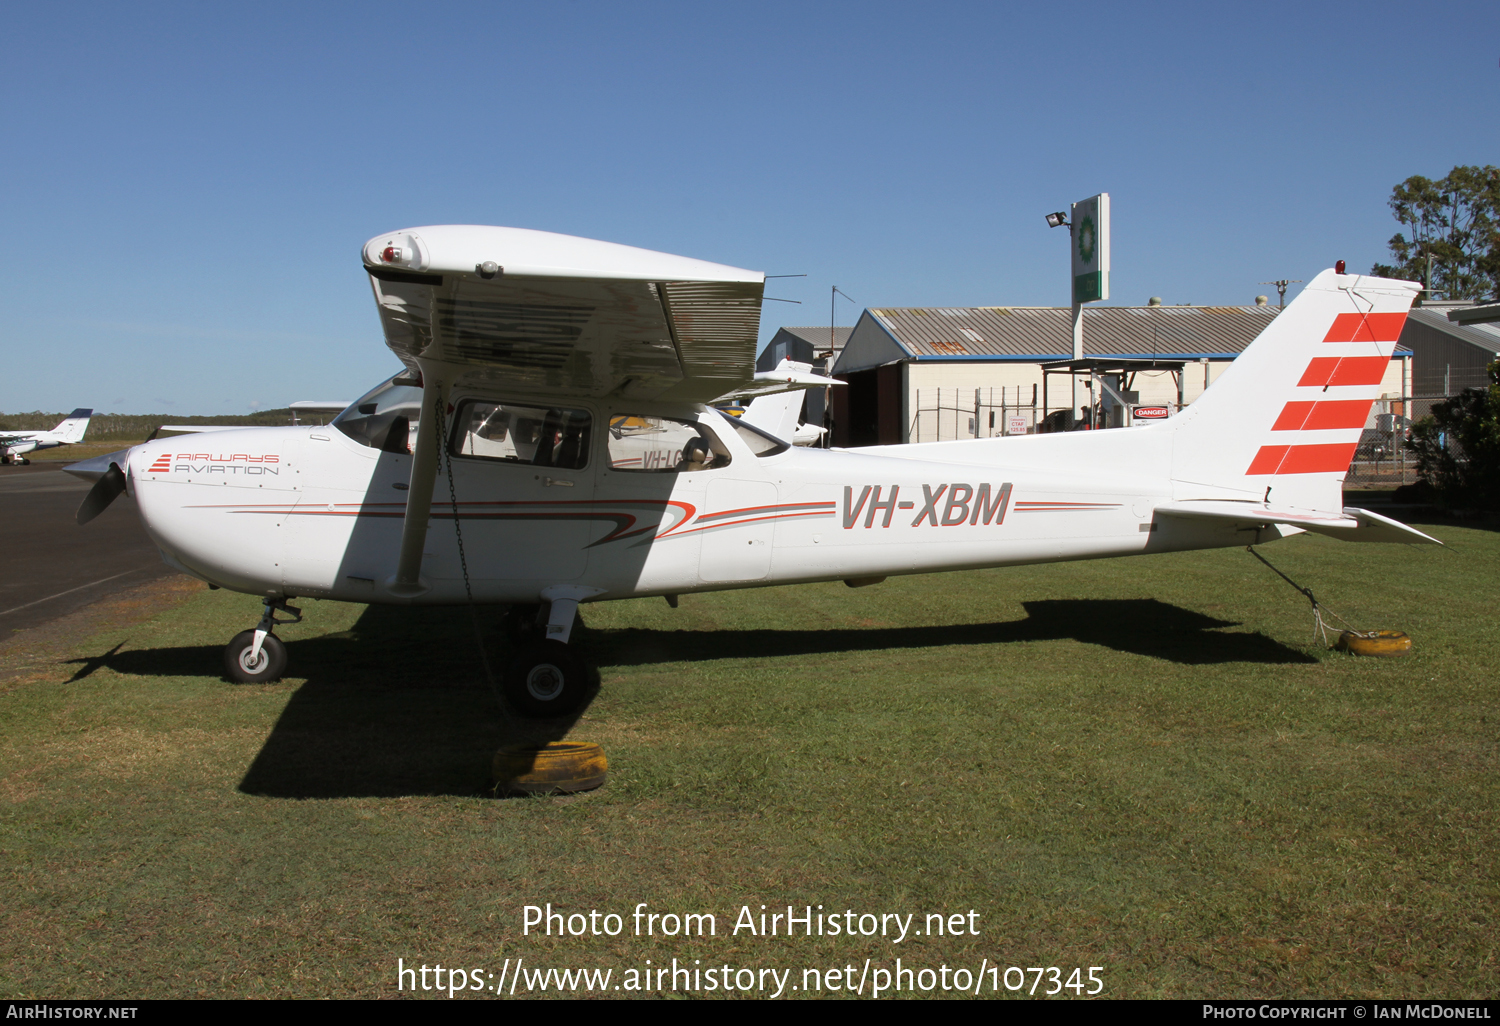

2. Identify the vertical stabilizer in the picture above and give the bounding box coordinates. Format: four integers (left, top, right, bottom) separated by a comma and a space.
53, 409, 93, 443
1167, 270, 1417, 511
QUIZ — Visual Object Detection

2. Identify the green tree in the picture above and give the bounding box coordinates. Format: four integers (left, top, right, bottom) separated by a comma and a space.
1407, 361, 1500, 510
1372, 165, 1500, 300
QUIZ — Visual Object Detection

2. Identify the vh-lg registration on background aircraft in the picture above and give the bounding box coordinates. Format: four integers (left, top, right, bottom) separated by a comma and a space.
67, 226, 1437, 715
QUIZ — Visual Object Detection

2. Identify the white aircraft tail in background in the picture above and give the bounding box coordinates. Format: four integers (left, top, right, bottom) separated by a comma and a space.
740, 360, 834, 446
1, 408, 92, 464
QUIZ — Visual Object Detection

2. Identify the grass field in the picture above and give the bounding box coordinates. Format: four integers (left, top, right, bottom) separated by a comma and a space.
1, 516, 1496, 999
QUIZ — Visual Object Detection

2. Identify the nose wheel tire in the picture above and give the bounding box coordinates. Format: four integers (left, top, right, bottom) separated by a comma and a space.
224, 630, 287, 684
504, 641, 593, 718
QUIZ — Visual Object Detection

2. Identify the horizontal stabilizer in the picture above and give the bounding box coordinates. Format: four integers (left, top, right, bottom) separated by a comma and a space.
1154, 500, 1441, 544
716, 359, 842, 401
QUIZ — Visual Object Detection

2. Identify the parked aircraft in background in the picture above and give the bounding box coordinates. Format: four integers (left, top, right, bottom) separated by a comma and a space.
67, 226, 1437, 717
289, 401, 353, 425
147, 401, 354, 442
736, 361, 832, 446
2, 409, 92, 464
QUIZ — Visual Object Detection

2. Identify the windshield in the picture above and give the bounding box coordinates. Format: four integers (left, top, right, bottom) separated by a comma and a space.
333, 374, 423, 453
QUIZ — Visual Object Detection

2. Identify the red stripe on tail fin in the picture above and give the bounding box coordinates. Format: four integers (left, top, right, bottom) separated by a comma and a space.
1296, 356, 1389, 387
1322, 311, 1407, 343
1271, 402, 1315, 431
1246, 445, 1290, 474
1277, 442, 1359, 474
1270, 399, 1374, 432
1246, 442, 1360, 476
1301, 399, 1374, 431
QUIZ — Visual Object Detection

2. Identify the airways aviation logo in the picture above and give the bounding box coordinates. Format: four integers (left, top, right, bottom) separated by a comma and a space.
149, 452, 282, 477
843, 483, 1013, 529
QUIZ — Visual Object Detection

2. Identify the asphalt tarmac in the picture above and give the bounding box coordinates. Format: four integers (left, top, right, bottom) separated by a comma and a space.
1, 461, 184, 636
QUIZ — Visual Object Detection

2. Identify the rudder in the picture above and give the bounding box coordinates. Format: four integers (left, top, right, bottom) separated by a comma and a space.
1166, 269, 1418, 512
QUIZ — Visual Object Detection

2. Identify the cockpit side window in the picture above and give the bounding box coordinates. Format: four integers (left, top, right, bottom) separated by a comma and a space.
449, 399, 591, 470
605, 415, 731, 472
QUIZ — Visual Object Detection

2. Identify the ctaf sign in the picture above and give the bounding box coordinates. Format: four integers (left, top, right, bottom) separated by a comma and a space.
1071, 193, 1110, 304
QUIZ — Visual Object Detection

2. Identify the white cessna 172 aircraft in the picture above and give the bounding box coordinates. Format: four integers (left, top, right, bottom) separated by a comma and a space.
66, 226, 1438, 715
3, 409, 92, 464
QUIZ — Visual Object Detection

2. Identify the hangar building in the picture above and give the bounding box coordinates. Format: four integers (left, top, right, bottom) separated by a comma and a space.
756, 325, 853, 427
821, 301, 1413, 447
1398, 301, 1500, 396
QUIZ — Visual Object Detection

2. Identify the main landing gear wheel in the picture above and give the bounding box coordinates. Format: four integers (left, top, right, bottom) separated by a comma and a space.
224, 630, 287, 683
504, 640, 593, 718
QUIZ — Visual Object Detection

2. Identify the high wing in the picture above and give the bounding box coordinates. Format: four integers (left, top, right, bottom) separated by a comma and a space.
363, 226, 765, 404
363, 225, 765, 596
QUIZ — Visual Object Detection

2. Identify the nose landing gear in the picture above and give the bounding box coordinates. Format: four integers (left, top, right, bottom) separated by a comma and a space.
503, 590, 599, 717
224, 600, 301, 683
505, 640, 592, 717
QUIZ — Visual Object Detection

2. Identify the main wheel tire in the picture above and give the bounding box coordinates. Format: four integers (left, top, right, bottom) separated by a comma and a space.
224, 630, 287, 683
504, 640, 593, 717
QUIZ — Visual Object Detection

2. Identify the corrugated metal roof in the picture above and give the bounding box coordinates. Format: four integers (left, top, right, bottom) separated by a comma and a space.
867, 305, 1277, 360
774, 325, 854, 350
1406, 307, 1500, 354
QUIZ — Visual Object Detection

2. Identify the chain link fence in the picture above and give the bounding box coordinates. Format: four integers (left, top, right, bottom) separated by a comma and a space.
1346, 395, 1469, 487
910, 387, 1040, 443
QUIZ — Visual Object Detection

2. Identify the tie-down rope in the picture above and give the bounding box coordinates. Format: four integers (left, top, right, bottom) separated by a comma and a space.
1245, 545, 1361, 649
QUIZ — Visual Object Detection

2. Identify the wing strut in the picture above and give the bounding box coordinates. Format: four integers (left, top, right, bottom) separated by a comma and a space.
387, 369, 449, 597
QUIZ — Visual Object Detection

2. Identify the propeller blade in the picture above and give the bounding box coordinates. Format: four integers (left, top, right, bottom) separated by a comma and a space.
77, 463, 126, 525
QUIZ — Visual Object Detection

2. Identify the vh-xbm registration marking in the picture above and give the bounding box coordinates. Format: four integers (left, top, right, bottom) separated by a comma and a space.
843, 484, 1013, 529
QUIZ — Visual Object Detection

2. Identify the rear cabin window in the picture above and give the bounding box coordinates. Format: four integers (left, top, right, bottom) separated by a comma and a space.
605, 415, 730, 472
449, 400, 591, 471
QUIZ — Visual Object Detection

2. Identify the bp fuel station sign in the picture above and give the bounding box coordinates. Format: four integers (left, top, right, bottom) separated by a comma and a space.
1071, 193, 1110, 304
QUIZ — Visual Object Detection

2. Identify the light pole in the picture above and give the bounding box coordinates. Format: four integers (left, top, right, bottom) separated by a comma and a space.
1046, 211, 1081, 426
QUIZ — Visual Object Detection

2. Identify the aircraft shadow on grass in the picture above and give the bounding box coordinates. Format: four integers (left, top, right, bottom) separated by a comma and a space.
66, 598, 1312, 800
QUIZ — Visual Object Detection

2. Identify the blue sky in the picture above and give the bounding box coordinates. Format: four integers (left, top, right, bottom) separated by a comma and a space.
3, 1, 1496, 414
